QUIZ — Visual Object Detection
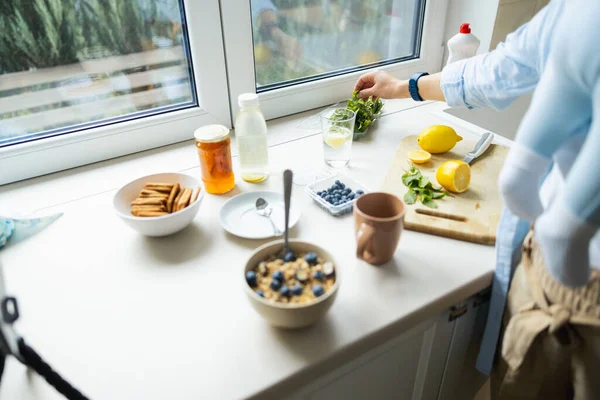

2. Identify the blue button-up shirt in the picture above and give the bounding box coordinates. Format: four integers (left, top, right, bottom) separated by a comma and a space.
439, 0, 565, 375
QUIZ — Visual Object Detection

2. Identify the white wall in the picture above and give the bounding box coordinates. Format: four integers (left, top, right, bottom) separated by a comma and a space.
442, 0, 500, 64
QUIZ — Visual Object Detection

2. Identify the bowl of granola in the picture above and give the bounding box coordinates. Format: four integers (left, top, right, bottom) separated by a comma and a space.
244, 239, 340, 329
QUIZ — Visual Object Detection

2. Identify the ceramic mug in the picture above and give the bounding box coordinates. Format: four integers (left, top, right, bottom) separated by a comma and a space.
354, 192, 405, 265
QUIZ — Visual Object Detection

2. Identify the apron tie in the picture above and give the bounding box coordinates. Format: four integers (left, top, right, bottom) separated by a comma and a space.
500, 235, 600, 395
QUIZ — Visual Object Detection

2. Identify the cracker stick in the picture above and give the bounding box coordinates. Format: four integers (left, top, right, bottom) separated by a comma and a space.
140, 189, 169, 197
132, 211, 169, 217
139, 193, 168, 199
143, 183, 174, 193
131, 205, 166, 213
190, 186, 201, 204
145, 182, 174, 188
166, 183, 180, 213
172, 188, 184, 212
132, 198, 166, 206
176, 188, 192, 211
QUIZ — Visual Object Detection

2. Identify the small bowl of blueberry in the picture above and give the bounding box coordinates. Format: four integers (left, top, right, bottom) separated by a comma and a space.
243, 239, 340, 329
306, 174, 368, 216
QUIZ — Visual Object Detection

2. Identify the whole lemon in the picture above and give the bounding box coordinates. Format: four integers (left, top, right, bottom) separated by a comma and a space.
254, 44, 272, 64
436, 160, 471, 193
418, 125, 463, 154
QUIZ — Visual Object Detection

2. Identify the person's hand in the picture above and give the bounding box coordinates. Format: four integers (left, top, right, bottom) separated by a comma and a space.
353, 70, 408, 100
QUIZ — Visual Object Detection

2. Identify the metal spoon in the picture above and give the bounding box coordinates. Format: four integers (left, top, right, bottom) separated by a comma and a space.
280, 170, 293, 258
255, 198, 281, 236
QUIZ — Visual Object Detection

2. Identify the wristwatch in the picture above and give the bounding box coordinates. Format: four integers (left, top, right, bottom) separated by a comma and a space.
409, 72, 429, 102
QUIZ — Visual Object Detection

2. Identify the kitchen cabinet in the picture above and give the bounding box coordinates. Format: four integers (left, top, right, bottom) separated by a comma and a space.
289, 291, 490, 400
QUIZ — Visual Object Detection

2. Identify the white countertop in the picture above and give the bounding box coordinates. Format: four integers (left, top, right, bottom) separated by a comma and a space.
0, 101, 510, 400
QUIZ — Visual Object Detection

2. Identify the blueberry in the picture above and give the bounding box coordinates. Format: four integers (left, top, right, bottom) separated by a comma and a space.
323, 262, 335, 277
356, 189, 364, 195
246, 271, 257, 287
336, 181, 345, 189
312, 284, 325, 297
320, 192, 327, 198
272, 270, 284, 281
313, 271, 325, 281
292, 284, 303, 296
256, 290, 265, 297
324, 195, 331, 202
305, 252, 318, 265
344, 188, 351, 194
333, 201, 340, 206
270, 278, 282, 290
335, 180, 341, 186
284, 252, 297, 262
296, 269, 309, 282
347, 193, 355, 200
280, 286, 291, 297
340, 196, 348, 202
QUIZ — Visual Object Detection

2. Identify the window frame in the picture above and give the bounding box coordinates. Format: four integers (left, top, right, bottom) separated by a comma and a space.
0, 0, 231, 185
221, 0, 448, 121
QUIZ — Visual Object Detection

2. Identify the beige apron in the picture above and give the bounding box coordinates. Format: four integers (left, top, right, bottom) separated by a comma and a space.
493, 230, 600, 400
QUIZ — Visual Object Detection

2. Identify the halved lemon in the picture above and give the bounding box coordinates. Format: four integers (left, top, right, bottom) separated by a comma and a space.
436, 160, 471, 193
324, 126, 352, 149
408, 150, 431, 164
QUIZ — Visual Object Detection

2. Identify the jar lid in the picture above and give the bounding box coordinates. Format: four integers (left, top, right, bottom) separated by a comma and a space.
194, 124, 230, 143
238, 93, 259, 108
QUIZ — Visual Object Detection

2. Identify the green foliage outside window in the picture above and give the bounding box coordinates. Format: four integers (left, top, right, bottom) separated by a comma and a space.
0, 0, 181, 74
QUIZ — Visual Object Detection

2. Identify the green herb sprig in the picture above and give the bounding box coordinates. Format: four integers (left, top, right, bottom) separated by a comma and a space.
332, 90, 383, 134
402, 166, 447, 209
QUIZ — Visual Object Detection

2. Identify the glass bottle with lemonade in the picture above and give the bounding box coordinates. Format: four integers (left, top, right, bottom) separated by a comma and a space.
236, 93, 269, 183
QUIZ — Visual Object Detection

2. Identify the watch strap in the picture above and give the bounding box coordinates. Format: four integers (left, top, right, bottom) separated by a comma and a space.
409, 72, 429, 102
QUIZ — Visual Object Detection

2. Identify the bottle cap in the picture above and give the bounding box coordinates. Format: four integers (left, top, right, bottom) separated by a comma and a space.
238, 93, 260, 108
194, 124, 230, 143
460, 23, 471, 34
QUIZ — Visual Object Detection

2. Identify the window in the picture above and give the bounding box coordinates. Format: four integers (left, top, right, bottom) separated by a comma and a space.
0, 0, 230, 184
222, 0, 445, 120
251, 0, 426, 90
0, 0, 196, 146
0, 0, 445, 184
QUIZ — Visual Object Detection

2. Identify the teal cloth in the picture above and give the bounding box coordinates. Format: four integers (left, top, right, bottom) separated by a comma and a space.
0, 214, 63, 249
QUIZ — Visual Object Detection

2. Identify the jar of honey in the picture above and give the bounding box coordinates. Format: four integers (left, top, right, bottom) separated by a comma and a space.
194, 125, 235, 194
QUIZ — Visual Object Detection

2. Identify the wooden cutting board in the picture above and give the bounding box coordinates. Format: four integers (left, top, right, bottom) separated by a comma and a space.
381, 135, 509, 245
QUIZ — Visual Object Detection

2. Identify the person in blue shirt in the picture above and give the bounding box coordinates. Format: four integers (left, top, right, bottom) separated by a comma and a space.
355, 0, 600, 398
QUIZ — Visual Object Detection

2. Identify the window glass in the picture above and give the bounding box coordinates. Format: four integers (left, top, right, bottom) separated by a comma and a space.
250, 0, 425, 90
0, 0, 195, 146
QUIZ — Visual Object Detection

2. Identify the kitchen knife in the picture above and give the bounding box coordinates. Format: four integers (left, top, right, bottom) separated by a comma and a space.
464, 132, 494, 164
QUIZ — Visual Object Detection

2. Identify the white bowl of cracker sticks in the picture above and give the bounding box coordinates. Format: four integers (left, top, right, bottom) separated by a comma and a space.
113, 173, 203, 237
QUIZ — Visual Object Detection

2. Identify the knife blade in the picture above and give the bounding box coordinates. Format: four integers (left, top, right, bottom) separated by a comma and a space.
464, 132, 494, 165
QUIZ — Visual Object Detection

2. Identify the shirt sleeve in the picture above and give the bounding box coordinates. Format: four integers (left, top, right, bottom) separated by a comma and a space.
528, 1, 600, 286
441, 2, 555, 110
251, 0, 277, 20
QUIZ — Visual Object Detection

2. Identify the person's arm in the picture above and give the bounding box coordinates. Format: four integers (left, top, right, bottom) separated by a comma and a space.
500, 0, 600, 287
354, 1, 560, 107
535, 82, 600, 287
353, 70, 444, 101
